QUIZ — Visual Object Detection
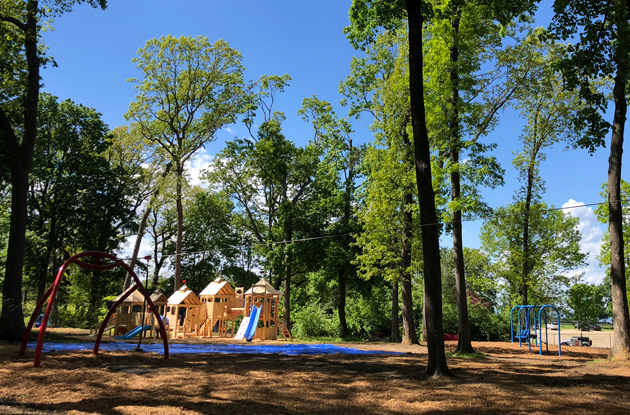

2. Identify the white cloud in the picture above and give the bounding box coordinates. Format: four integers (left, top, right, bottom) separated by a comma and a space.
562, 199, 607, 284
120, 234, 153, 261
225, 127, 235, 135
186, 148, 213, 187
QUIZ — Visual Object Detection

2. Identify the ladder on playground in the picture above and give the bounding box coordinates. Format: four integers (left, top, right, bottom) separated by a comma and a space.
234, 317, 250, 340
277, 319, 292, 341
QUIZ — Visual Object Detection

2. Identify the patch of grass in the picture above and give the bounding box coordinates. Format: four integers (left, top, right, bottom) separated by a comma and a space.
293, 336, 368, 343
446, 351, 486, 359
588, 359, 608, 364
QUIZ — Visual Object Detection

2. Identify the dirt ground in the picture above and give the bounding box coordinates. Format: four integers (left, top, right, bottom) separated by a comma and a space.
1, 329, 629, 415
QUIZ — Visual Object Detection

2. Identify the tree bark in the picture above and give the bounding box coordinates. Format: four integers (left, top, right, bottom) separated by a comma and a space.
283, 214, 293, 331
609, 37, 630, 358
37, 219, 56, 302
406, 0, 450, 376
400, 116, 418, 345
446, 3, 474, 355
401, 189, 418, 344
174, 164, 184, 290
391, 281, 401, 342
338, 265, 348, 338
0, 0, 40, 341
124, 162, 172, 289
124, 207, 152, 289
451, 151, 474, 353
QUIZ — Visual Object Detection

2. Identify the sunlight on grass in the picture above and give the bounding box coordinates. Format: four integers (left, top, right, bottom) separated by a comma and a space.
446, 351, 486, 359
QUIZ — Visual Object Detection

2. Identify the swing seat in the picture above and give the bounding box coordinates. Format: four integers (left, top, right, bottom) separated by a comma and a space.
514, 329, 530, 341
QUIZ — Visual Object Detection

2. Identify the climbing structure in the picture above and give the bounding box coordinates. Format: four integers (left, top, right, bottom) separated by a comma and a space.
167, 285, 202, 338
243, 278, 280, 340
199, 277, 245, 337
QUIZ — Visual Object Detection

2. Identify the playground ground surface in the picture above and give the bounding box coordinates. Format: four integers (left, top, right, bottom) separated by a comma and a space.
0, 328, 629, 415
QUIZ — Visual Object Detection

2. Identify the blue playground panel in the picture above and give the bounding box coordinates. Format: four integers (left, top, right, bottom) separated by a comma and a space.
27, 342, 405, 356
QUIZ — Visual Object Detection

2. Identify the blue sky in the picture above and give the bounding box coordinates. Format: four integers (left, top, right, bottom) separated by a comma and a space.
39, 0, 622, 285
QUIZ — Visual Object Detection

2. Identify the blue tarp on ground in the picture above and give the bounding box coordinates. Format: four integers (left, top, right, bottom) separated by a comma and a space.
27, 342, 405, 356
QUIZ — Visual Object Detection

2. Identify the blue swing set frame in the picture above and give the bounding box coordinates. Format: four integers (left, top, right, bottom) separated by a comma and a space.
510, 305, 562, 356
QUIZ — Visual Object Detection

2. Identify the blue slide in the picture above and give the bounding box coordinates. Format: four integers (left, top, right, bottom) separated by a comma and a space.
244, 305, 262, 342
115, 325, 151, 340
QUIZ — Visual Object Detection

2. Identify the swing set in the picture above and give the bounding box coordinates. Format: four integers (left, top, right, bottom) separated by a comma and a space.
510, 305, 562, 356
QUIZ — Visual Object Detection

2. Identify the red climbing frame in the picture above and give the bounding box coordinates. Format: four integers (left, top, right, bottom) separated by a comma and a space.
20, 251, 169, 367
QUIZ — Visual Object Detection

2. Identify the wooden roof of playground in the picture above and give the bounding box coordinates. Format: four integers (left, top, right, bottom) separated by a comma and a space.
113, 290, 168, 305
199, 277, 236, 297
167, 286, 201, 306
113, 290, 146, 304
150, 290, 168, 304
245, 278, 280, 296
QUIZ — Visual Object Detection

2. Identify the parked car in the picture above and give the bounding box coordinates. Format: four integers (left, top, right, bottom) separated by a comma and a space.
592, 324, 602, 331
575, 322, 591, 331
547, 322, 559, 330
561, 336, 592, 347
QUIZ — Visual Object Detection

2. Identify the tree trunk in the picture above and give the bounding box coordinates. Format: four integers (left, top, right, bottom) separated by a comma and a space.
446, 4, 474, 355
521, 154, 537, 306
174, 165, 184, 290
452, 160, 474, 353
283, 215, 293, 332
37, 218, 56, 302
401, 189, 418, 344
124, 162, 172, 289
338, 265, 348, 338
609, 58, 630, 359
88, 268, 100, 325
0, 1, 40, 341
124, 207, 152, 290
284, 270, 291, 331
406, 0, 450, 376
400, 115, 418, 345
391, 281, 401, 342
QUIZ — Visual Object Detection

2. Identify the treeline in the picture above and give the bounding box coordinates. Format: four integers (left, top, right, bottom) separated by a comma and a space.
2, 0, 630, 374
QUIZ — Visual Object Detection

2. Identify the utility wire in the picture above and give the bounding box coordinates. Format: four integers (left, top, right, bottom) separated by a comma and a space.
142, 199, 624, 261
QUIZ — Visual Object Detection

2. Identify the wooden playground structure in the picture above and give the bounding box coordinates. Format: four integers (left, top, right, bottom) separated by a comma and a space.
101, 276, 291, 341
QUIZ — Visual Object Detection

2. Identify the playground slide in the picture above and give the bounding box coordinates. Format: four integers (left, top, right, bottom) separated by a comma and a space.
115, 325, 151, 340
244, 305, 262, 342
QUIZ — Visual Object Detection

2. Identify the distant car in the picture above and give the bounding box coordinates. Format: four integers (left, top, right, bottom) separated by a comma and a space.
592, 324, 602, 331
575, 322, 591, 331
561, 336, 592, 347
547, 322, 559, 330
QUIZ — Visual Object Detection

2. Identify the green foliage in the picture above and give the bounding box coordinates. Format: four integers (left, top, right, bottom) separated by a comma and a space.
292, 302, 339, 338
595, 179, 630, 308
568, 282, 605, 326
180, 189, 240, 292
480, 201, 586, 305
547, 0, 629, 152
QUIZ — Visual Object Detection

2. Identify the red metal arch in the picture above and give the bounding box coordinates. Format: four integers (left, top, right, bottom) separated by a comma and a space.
20, 251, 169, 367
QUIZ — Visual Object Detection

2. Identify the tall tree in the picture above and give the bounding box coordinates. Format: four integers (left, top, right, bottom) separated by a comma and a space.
0, 0, 107, 340
345, 0, 451, 376
126, 35, 248, 291
206, 75, 323, 330
180, 189, 239, 292
480, 202, 586, 306
299, 97, 363, 339
568, 281, 605, 336
549, 0, 630, 359
505, 32, 589, 306
343, 31, 422, 344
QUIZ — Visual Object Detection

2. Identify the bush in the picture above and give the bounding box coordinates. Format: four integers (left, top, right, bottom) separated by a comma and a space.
292, 302, 338, 338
